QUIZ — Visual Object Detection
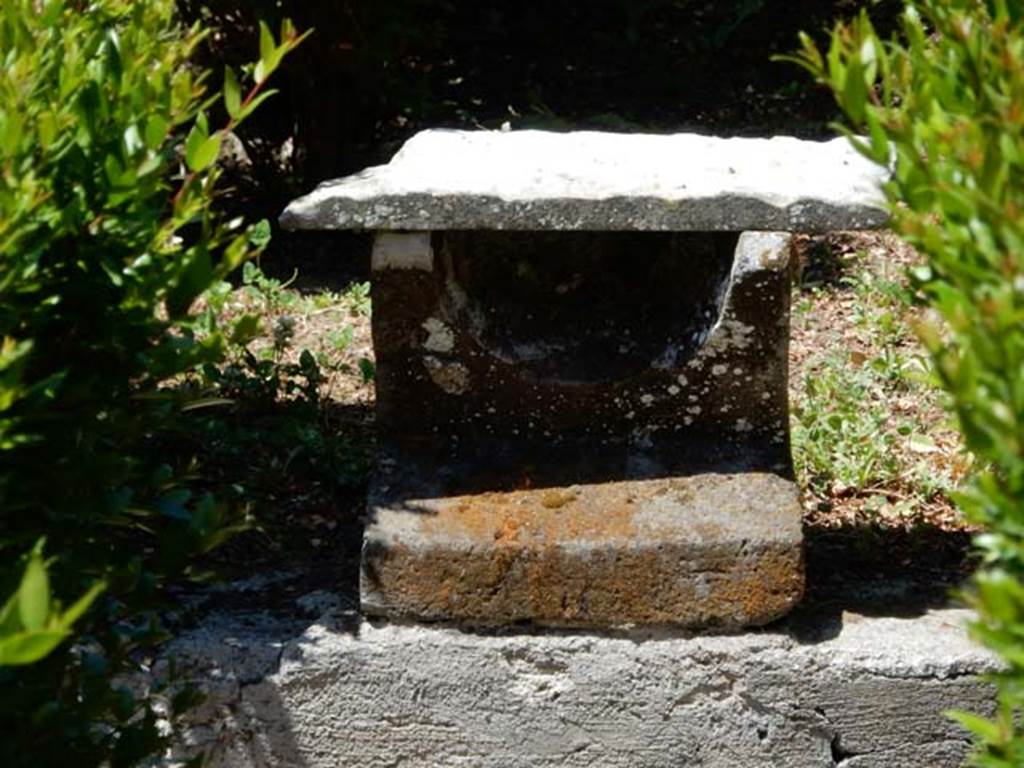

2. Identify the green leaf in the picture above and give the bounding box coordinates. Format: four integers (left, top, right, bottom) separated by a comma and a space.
237, 89, 278, 121
947, 710, 1004, 744
258, 20, 275, 68
156, 488, 192, 521
2, 112, 24, 155
187, 133, 222, 173
123, 124, 143, 157
37, 111, 57, 150
0, 630, 68, 666
101, 28, 123, 84
144, 115, 169, 150
224, 67, 241, 120
230, 314, 262, 346
242, 261, 259, 285
39, 0, 63, 27
218, 237, 250, 278
330, 325, 355, 351
864, 109, 890, 165
358, 357, 375, 382
248, 219, 272, 248
256, 21, 283, 83
841, 59, 867, 124
74, 81, 102, 140
166, 248, 213, 318
796, 31, 823, 72
17, 555, 49, 632
858, 30, 877, 84
183, 114, 209, 170
280, 18, 298, 44
104, 153, 126, 186
56, 581, 105, 630
0, 590, 19, 635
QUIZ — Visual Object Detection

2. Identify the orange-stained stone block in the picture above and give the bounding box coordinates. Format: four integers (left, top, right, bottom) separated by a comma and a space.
362, 472, 803, 629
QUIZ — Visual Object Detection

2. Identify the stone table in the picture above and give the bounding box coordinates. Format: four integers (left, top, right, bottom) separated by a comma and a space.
280, 129, 889, 630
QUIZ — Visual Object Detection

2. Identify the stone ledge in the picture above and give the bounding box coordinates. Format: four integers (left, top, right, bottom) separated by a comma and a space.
165, 597, 997, 768
363, 472, 804, 629
279, 130, 889, 233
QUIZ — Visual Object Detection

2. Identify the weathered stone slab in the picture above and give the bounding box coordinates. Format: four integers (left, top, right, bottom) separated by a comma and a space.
363, 472, 804, 629
279, 130, 889, 233
165, 598, 998, 768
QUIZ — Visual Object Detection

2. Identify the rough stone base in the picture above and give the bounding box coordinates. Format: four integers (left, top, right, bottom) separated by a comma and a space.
362, 471, 804, 629
167, 600, 996, 768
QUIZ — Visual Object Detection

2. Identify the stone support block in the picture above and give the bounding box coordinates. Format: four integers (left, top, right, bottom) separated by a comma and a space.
363, 229, 803, 627
166, 602, 998, 768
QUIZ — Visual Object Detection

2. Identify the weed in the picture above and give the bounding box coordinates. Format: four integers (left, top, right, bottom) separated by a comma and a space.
343, 281, 372, 317
184, 258, 374, 524
790, 238, 963, 522
243, 260, 302, 314
328, 325, 356, 353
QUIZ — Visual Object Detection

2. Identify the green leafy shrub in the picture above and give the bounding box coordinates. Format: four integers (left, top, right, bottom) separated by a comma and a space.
784, 1, 1024, 762
0, 2, 303, 764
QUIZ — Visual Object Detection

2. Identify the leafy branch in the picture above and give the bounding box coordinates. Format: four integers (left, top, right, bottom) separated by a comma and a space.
173, 20, 311, 209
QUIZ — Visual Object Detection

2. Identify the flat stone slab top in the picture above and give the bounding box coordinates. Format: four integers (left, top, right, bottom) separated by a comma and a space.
363, 472, 804, 629
279, 129, 889, 233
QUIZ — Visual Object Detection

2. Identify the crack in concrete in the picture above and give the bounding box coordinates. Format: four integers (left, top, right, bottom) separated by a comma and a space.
830, 731, 860, 766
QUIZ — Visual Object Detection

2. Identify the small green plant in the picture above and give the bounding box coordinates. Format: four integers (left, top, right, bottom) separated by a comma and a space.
328, 325, 356, 353
188, 322, 369, 518
784, 1, 1024, 761
344, 280, 373, 317
0, 544, 105, 667
183, 260, 374, 518
794, 352, 900, 492
0, 2, 304, 764
358, 356, 376, 383
791, 253, 956, 511
242, 259, 302, 313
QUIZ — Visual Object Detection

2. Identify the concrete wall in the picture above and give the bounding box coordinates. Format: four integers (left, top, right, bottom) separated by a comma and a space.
163, 588, 996, 768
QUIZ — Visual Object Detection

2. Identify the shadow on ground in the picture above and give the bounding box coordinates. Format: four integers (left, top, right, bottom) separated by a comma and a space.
260, 231, 373, 295
199, 478, 976, 643
787, 519, 975, 643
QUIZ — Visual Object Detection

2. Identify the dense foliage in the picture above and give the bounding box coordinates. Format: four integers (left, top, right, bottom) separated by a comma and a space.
0, 2, 302, 764
786, 0, 1024, 762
